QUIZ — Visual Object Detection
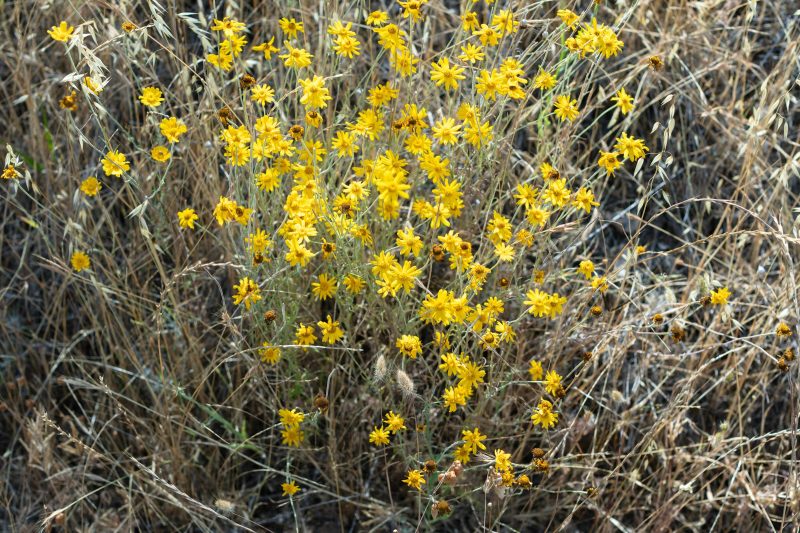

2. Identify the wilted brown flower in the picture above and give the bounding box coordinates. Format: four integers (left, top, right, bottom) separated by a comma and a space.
239, 73, 256, 89
217, 106, 234, 125
648, 55, 664, 71
59, 90, 78, 112
288, 124, 305, 140
313, 392, 329, 412
784, 347, 795, 362
776, 322, 792, 338
431, 500, 451, 518
671, 324, 685, 343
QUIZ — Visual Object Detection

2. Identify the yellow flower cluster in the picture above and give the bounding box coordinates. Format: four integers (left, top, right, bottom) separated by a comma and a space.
206, 17, 247, 70
564, 16, 625, 59
369, 411, 406, 447
439, 352, 485, 413
232, 277, 261, 310
524, 289, 567, 318
278, 408, 305, 447
34, 0, 690, 513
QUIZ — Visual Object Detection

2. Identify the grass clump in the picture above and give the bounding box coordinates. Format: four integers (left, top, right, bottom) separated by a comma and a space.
1, 0, 799, 531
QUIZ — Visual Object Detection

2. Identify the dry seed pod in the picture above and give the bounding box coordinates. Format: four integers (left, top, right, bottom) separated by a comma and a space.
439, 461, 462, 485
483, 467, 506, 499
438, 470, 457, 486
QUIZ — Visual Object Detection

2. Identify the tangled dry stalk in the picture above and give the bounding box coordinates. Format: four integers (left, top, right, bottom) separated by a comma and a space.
1, 1, 799, 531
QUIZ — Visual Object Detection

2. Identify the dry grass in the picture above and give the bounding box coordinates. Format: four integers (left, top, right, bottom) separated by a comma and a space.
1, 0, 799, 531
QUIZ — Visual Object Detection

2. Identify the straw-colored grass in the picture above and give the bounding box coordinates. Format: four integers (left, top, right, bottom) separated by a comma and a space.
1, 1, 798, 531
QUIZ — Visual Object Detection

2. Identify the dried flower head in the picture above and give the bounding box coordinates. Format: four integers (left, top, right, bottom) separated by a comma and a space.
239, 73, 256, 89
671, 324, 686, 343
431, 500, 451, 518
217, 106, 234, 125
648, 55, 665, 70
424, 459, 437, 474
776, 322, 792, 338
59, 90, 78, 112
313, 392, 329, 412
